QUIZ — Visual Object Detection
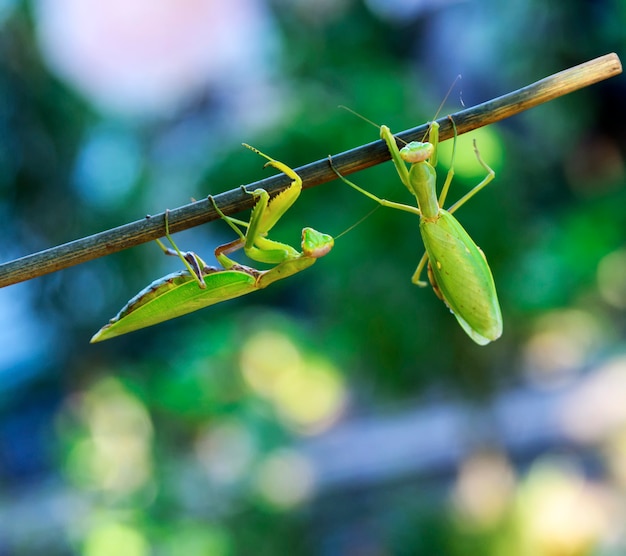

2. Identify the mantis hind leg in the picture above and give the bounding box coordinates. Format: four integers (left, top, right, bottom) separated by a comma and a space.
209, 186, 254, 240
411, 251, 429, 287
436, 116, 456, 208
439, 116, 496, 214
436, 116, 495, 214
210, 190, 258, 270
154, 209, 178, 257
155, 209, 208, 288
445, 138, 495, 215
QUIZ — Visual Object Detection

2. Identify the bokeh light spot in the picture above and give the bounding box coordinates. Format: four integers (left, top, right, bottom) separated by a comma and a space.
240, 329, 346, 433
452, 451, 515, 529
83, 522, 148, 556
254, 448, 316, 509
272, 358, 346, 434
61, 377, 154, 496
33, 0, 279, 118
240, 330, 302, 398
73, 125, 142, 210
437, 124, 504, 179
164, 523, 232, 556
523, 309, 603, 386
195, 419, 256, 485
517, 458, 612, 555
597, 249, 626, 309
560, 355, 626, 443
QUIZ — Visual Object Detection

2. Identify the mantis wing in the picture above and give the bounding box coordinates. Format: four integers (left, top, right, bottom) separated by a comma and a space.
91, 269, 258, 342
420, 210, 502, 345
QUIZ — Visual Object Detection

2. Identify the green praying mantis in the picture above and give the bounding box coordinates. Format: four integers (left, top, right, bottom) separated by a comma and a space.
90, 145, 334, 342
329, 117, 502, 345
91, 112, 502, 345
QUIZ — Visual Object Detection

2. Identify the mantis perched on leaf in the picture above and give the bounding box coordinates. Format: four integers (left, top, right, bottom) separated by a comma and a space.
330, 117, 502, 345
90, 145, 334, 342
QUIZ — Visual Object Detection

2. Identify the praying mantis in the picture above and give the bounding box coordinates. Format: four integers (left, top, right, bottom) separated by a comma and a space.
90, 145, 334, 342
91, 113, 502, 344
330, 118, 502, 345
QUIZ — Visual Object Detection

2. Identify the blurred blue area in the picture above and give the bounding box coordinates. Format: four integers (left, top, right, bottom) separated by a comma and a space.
72, 124, 143, 210
0, 0, 625, 554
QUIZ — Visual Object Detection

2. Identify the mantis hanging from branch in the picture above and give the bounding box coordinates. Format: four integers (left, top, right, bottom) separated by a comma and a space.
330, 117, 502, 345
92, 108, 502, 345
90, 145, 334, 342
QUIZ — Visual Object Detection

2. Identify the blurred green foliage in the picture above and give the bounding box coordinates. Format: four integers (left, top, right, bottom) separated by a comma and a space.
1, 0, 625, 554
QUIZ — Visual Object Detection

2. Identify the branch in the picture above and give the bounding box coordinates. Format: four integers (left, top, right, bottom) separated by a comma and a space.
0, 53, 621, 288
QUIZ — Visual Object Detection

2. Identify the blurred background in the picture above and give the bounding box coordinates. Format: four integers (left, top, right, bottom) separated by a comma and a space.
0, 0, 625, 554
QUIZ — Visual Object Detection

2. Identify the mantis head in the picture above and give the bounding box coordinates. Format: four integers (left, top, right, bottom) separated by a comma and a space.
301, 227, 334, 258
400, 141, 434, 164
